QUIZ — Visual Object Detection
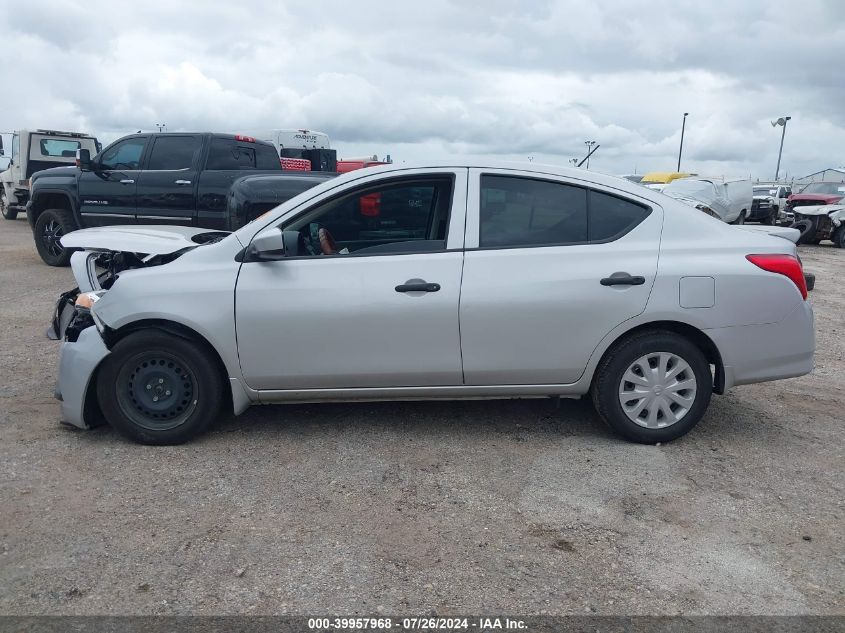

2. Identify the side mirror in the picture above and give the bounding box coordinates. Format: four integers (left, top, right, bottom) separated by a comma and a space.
77, 148, 92, 171
244, 229, 301, 261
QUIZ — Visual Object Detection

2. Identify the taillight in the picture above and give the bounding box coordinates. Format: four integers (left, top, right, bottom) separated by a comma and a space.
746, 254, 807, 300
234, 134, 256, 143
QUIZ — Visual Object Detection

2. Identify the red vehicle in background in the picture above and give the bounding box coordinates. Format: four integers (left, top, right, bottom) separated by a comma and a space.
336, 157, 390, 174
785, 182, 845, 214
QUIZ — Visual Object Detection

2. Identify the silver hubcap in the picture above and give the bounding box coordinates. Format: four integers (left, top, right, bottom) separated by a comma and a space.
618, 352, 697, 429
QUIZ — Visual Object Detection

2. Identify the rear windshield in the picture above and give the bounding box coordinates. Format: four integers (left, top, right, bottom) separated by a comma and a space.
206, 138, 280, 171
36, 138, 81, 158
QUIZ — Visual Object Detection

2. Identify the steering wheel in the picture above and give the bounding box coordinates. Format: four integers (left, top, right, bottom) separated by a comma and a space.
317, 227, 339, 255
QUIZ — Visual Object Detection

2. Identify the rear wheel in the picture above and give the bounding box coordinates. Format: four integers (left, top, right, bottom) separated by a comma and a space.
0, 189, 16, 220
34, 208, 77, 266
591, 330, 712, 444
96, 330, 224, 445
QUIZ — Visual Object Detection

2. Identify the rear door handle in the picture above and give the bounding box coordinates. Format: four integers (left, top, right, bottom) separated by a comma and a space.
600, 272, 645, 286
174, 179, 192, 185
395, 281, 441, 293
119, 179, 135, 184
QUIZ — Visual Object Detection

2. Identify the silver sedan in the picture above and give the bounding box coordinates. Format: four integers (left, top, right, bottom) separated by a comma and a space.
51, 161, 815, 444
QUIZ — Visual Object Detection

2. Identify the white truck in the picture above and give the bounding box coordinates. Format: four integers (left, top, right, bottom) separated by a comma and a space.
248, 129, 336, 172
1, 129, 99, 220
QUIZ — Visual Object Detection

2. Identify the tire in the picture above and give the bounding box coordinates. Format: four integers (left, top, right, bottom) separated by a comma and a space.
790, 218, 816, 245
804, 272, 815, 292
96, 330, 224, 445
763, 208, 776, 226
34, 208, 77, 266
591, 330, 712, 444
1, 188, 17, 220
832, 227, 845, 249
732, 210, 746, 225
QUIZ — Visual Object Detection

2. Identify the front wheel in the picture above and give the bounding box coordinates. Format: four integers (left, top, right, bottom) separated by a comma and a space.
96, 330, 224, 445
591, 331, 712, 443
0, 189, 16, 220
832, 226, 845, 249
732, 210, 746, 225
34, 208, 77, 266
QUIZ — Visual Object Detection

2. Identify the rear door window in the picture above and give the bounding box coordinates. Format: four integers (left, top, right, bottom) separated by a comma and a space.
480, 175, 588, 247
479, 175, 651, 248
147, 136, 202, 170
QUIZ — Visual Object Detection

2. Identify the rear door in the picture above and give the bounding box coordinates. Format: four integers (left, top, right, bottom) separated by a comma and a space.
459, 169, 662, 385
135, 135, 203, 224
78, 136, 148, 226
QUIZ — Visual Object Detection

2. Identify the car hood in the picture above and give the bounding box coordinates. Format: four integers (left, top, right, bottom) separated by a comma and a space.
789, 193, 843, 204
735, 224, 800, 243
31, 165, 80, 180
61, 225, 231, 255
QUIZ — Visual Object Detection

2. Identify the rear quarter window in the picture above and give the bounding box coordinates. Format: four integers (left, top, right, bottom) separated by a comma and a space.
206, 138, 264, 170
589, 190, 651, 241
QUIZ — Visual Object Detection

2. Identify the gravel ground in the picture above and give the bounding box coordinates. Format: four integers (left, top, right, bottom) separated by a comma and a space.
0, 216, 842, 616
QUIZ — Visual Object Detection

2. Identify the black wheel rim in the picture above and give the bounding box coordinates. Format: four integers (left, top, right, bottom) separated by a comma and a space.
116, 351, 198, 431
42, 219, 65, 258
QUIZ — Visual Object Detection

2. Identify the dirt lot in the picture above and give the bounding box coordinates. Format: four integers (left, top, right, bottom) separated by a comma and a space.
0, 216, 842, 616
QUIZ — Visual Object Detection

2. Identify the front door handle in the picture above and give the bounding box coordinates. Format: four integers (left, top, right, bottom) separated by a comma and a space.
119, 179, 135, 184
600, 272, 645, 286
395, 280, 441, 293
174, 179, 192, 185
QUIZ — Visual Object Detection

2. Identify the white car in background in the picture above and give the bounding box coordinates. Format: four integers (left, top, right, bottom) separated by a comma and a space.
49, 161, 814, 446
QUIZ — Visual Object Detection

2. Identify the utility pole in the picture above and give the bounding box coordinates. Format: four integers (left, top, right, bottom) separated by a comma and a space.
677, 112, 689, 172
584, 140, 596, 169
772, 116, 791, 181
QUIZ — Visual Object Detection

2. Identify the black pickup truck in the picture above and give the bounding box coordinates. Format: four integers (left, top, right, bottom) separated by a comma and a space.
26, 132, 328, 265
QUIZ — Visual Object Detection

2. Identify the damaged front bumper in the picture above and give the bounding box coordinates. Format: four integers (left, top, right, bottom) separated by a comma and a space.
54, 325, 110, 429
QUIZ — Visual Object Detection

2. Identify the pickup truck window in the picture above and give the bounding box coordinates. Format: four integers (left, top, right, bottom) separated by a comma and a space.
147, 136, 202, 170
100, 138, 146, 170
206, 138, 279, 170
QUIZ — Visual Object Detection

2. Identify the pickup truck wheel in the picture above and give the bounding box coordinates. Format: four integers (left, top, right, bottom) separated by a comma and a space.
732, 210, 746, 225
96, 330, 224, 445
0, 189, 16, 220
763, 208, 777, 225
591, 330, 712, 444
832, 227, 845, 249
34, 208, 76, 266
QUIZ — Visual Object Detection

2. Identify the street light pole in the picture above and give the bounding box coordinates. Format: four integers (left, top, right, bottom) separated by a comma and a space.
677, 112, 688, 172
584, 140, 596, 169
773, 116, 791, 181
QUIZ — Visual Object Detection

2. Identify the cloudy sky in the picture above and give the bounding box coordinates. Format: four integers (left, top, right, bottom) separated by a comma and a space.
2, 0, 844, 179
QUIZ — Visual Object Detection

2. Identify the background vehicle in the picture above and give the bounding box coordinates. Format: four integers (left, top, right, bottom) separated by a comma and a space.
336, 157, 390, 174
227, 172, 336, 228
751, 184, 792, 224
640, 171, 693, 191
663, 177, 751, 223
790, 203, 845, 246
1, 129, 99, 220
26, 132, 283, 265
251, 129, 337, 172
785, 181, 845, 218
49, 162, 814, 446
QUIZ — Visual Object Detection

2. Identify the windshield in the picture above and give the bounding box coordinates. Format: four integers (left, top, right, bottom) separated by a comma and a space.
801, 182, 845, 195
663, 179, 715, 198
753, 187, 776, 195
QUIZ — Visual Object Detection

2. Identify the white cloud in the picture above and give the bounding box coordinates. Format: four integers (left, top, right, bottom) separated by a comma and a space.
1, 0, 843, 178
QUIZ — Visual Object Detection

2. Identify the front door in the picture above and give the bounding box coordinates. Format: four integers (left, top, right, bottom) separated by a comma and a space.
135, 135, 202, 224
78, 136, 147, 226
459, 169, 662, 385
235, 170, 467, 391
